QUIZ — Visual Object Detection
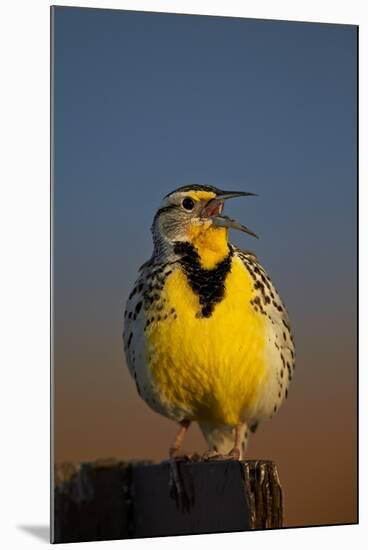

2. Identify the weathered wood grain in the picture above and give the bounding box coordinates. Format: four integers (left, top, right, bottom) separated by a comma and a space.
53, 458, 283, 543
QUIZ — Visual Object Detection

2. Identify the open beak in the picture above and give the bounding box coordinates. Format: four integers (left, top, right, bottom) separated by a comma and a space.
201, 190, 259, 239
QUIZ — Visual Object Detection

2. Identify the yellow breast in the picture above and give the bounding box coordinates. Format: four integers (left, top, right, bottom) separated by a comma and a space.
145, 256, 268, 426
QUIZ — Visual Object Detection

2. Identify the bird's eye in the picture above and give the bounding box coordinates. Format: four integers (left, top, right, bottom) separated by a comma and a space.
182, 197, 195, 211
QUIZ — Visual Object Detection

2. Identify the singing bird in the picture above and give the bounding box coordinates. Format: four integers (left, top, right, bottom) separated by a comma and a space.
123, 185, 295, 460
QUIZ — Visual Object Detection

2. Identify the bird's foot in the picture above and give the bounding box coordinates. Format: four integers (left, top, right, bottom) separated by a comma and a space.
202, 447, 241, 461
169, 447, 199, 461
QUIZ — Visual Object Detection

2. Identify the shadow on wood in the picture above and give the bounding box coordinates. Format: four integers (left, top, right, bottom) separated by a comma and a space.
53, 458, 283, 543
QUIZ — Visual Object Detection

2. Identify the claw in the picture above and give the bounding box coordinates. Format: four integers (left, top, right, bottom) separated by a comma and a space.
168, 457, 195, 512
202, 447, 241, 461
201, 449, 219, 460
169, 449, 195, 461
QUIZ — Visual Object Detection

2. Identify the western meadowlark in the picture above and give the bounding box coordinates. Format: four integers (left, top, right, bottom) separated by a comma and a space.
123, 184, 295, 460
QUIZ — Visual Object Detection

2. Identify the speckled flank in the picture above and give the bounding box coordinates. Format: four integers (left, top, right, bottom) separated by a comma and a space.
236, 249, 295, 419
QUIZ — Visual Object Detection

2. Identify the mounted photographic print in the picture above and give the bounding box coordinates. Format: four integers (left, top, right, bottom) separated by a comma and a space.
51, 5, 358, 543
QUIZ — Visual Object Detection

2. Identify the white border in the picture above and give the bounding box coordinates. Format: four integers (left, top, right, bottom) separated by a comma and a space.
0, 0, 365, 548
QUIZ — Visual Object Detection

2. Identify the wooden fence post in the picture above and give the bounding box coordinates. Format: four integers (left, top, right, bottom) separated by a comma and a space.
53, 458, 283, 543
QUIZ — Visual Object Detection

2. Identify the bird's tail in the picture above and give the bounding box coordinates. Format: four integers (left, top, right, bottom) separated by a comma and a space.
199, 422, 249, 460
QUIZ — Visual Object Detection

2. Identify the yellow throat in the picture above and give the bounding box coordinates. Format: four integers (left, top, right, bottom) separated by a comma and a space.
186, 222, 229, 269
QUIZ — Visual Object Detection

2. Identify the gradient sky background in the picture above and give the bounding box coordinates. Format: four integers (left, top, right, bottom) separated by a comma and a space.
52, 7, 357, 529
